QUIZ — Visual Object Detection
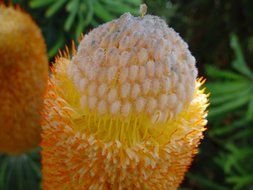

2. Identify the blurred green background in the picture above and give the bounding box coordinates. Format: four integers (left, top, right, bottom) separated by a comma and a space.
1, 0, 253, 189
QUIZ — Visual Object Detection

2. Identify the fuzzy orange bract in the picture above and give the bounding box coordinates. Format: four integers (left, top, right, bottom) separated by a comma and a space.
0, 4, 48, 154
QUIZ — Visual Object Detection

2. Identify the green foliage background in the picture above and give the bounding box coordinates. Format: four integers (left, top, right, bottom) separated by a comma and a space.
1, 0, 253, 189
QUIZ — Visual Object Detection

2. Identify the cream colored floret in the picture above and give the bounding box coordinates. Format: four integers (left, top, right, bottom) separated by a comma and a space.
67, 13, 197, 122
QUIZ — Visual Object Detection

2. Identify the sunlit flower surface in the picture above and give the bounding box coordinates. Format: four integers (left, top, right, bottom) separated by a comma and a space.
42, 13, 208, 189
0, 5, 48, 155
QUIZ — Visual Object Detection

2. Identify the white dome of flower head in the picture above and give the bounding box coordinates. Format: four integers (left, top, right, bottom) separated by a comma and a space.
67, 12, 197, 122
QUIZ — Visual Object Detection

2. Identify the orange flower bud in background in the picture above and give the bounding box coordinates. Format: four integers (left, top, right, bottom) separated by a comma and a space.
0, 5, 48, 155
42, 10, 208, 190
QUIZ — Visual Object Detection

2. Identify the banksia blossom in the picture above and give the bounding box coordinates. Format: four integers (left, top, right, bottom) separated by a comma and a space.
0, 5, 48, 154
42, 11, 208, 190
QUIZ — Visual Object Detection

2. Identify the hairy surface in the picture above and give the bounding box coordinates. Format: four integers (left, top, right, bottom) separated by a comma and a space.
0, 5, 48, 154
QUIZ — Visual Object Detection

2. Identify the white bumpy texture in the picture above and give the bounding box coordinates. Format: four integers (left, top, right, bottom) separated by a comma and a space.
67, 13, 197, 122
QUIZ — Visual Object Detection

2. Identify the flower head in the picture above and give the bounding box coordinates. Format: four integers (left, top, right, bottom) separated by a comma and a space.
0, 5, 48, 154
42, 13, 208, 189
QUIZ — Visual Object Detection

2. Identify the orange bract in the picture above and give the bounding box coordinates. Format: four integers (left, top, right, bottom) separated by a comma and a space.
0, 5, 48, 154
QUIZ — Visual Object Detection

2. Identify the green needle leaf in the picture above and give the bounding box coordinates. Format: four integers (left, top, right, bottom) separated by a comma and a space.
29, 0, 55, 8
93, 1, 114, 22
45, 0, 67, 18
208, 93, 251, 117
206, 65, 247, 80
230, 34, 253, 78
207, 81, 249, 95
246, 94, 253, 120
211, 87, 251, 105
